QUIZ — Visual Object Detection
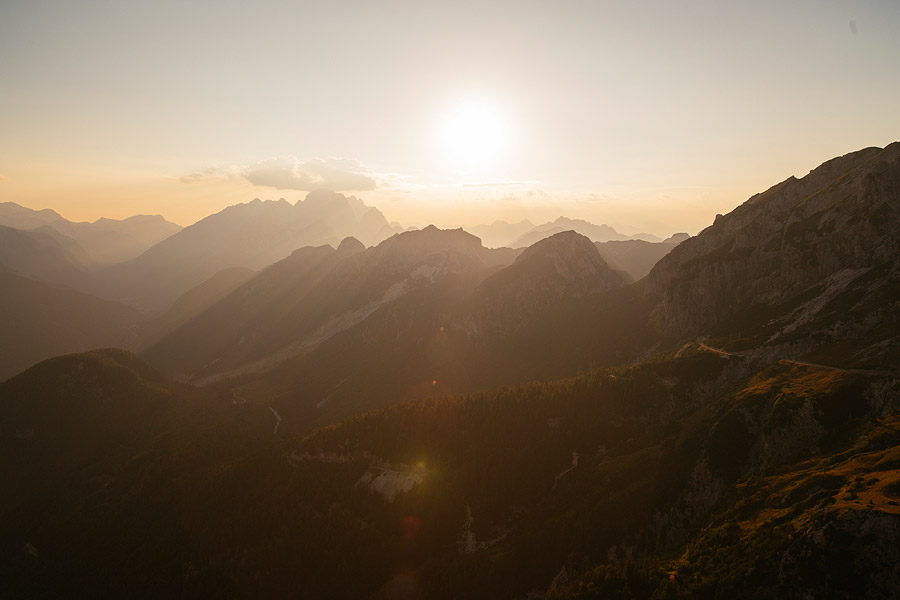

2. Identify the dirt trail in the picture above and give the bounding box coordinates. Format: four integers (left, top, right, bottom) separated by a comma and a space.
693, 341, 895, 376
697, 341, 735, 358
782, 359, 895, 377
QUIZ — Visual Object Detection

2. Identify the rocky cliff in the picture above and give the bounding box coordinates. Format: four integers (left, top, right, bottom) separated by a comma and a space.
647, 143, 900, 341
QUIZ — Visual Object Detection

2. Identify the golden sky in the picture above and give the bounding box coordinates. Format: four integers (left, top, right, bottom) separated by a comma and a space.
1, 1, 898, 236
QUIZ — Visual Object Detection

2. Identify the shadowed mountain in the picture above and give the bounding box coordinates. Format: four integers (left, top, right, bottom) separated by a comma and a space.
142, 227, 511, 381
139, 266, 256, 349
0, 202, 181, 264
647, 142, 900, 364
0, 349, 276, 595
97, 191, 402, 312
225, 230, 645, 436
0, 270, 140, 380
469, 231, 626, 336
141, 228, 645, 437
0, 225, 95, 290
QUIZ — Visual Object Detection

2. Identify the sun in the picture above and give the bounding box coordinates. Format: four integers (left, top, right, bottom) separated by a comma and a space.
438, 100, 511, 171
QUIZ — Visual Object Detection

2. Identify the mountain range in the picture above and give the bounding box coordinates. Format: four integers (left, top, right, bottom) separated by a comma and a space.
0, 193, 687, 379
2, 143, 899, 597
0, 201, 182, 264
464, 216, 675, 249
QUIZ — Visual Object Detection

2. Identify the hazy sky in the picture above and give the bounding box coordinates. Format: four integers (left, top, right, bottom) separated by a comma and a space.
1, 0, 898, 235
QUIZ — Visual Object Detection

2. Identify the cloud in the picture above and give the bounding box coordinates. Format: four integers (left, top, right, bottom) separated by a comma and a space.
849, 20, 858, 35
179, 167, 228, 184
243, 157, 377, 191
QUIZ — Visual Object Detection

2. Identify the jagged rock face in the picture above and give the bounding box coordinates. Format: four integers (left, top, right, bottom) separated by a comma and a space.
647, 143, 900, 338
469, 231, 626, 336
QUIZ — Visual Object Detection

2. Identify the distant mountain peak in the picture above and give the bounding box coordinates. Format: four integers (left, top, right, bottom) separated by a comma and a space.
298, 189, 353, 211
515, 230, 600, 265
336, 236, 366, 256
663, 232, 690, 244
400, 224, 479, 243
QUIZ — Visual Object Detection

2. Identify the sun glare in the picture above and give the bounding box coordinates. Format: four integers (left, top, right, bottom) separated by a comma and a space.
439, 100, 510, 170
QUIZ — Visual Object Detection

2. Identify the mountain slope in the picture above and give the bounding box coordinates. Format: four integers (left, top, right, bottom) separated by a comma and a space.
0, 269, 140, 380
139, 266, 256, 348
4, 344, 897, 598
143, 226, 507, 381
470, 231, 627, 337
97, 191, 401, 311
143, 229, 644, 437
0, 225, 95, 290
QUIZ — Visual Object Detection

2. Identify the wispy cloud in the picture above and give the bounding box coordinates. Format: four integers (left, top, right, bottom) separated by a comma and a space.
179, 167, 230, 184
0, 173, 8, 182
179, 157, 408, 193
242, 157, 377, 191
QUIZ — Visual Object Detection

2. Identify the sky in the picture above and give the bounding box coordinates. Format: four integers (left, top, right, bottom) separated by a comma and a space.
1, 0, 898, 236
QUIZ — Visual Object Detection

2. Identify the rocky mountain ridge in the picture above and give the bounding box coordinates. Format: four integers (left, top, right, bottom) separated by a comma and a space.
647, 143, 900, 347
